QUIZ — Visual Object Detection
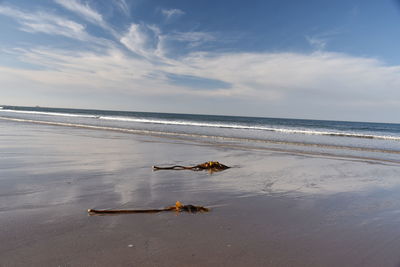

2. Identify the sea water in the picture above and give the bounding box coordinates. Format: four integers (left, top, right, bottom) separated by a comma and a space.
1, 105, 400, 162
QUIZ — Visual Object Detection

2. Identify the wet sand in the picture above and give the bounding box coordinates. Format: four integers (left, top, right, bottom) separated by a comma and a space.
1, 119, 400, 266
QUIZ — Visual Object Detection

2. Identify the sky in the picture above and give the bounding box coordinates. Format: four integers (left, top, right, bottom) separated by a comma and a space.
1, 0, 400, 122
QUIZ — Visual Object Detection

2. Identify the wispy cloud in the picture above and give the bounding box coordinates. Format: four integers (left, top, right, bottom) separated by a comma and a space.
54, 0, 118, 37
119, 22, 216, 59
306, 29, 342, 51
161, 8, 185, 20
120, 23, 163, 59
306, 36, 327, 51
115, 0, 129, 16
169, 31, 216, 47
0, 5, 89, 40
2, 2, 400, 120
3, 42, 400, 119
7, 43, 400, 100
54, 0, 103, 25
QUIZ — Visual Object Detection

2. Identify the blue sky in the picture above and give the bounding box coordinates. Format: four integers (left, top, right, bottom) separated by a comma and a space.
1, 0, 400, 122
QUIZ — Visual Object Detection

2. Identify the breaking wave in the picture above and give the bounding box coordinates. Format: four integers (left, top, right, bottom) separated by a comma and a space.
1, 107, 400, 141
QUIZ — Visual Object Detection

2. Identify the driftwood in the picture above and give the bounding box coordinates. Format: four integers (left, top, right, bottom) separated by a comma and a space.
88, 201, 209, 215
153, 161, 230, 172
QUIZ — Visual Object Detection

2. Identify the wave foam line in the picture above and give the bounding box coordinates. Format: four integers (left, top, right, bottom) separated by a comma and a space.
2, 116, 400, 156
0, 109, 98, 118
100, 116, 400, 141
2, 109, 400, 141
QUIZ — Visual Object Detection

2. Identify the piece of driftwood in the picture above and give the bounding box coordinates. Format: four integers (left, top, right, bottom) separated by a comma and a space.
152, 161, 230, 172
88, 201, 209, 215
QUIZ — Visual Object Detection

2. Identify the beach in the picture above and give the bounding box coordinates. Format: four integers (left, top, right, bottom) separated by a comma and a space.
1, 0, 399, 265
2, 118, 400, 266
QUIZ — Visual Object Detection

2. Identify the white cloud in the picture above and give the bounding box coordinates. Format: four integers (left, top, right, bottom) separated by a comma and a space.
306, 36, 327, 51
306, 30, 342, 51
54, 0, 103, 24
161, 8, 185, 20
154, 35, 168, 58
0, 48, 156, 92
115, 0, 129, 16
3, 43, 400, 121
6, 45, 400, 101
0, 5, 89, 40
171, 51, 400, 103
2, 3, 400, 121
119, 24, 216, 59
120, 24, 165, 59
170, 31, 216, 47
54, 0, 118, 37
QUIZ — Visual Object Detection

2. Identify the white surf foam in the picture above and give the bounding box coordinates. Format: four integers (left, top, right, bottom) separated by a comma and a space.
2, 108, 400, 141
0, 109, 98, 118
1, 116, 400, 158
98, 116, 400, 141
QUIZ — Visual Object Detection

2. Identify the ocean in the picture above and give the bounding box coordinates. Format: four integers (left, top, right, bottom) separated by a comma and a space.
1, 105, 400, 163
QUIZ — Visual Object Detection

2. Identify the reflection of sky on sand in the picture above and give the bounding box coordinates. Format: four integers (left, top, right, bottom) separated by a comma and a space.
106, 137, 400, 202
214, 153, 400, 196
0, 121, 130, 211
2, 119, 400, 214
149, 152, 400, 200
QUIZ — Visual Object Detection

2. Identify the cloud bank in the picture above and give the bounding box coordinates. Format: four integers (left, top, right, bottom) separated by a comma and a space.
0, 2, 399, 122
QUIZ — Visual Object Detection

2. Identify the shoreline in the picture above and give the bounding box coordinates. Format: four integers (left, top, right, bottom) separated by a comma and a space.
1, 119, 400, 266
1, 116, 400, 165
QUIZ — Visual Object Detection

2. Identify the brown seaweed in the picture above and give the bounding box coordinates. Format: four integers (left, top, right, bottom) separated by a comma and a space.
88, 201, 209, 215
153, 161, 230, 172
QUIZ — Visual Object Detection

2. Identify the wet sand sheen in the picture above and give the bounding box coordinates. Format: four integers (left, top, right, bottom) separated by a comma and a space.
1, 120, 400, 266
